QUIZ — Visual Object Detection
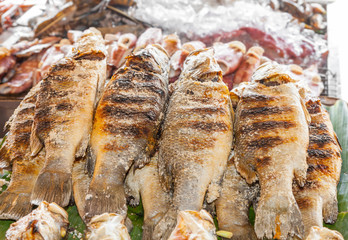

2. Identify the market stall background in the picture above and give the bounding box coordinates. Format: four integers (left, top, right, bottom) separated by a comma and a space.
0, 0, 348, 239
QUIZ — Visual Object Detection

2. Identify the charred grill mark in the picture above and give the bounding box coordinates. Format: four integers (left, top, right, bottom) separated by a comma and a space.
296, 197, 315, 209
306, 100, 321, 114
103, 123, 150, 137
74, 52, 105, 61
256, 156, 271, 168
240, 106, 293, 118
14, 120, 33, 130
248, 136, 284, 149
240, 121, 295, 134
187, 107, 227, 115
17, 106, 35, 117
104, 95, 160, 105
307, 163, 330, 174
50, 60, 76, 72
309, 122, 329, 132
14, 132, 31, 143
35, 107, 51, 119
102, 106, 158, 121
309, 133, 334, 148
307, 149, 334, 159
241, 94, 279, 103
185, 137, 216, 150
138, 83, 166, 98
56, 102, 73, 111
36, 121, 51, 134
103, 142, 129, 151
182, 121, 230, 132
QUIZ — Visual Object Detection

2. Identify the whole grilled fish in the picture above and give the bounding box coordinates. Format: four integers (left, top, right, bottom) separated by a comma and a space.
5, 201, 69, 240
215, 156, 259, 240
30, 28, 107, 207
154, 48, 233, 239
84, 44, 169, 220
125, 152, 170, 240
0, 83, 45, 220
293, 98, 342, 237
232, 62, 310, 239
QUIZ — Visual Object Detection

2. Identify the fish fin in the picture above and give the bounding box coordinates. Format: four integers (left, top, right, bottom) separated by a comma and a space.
86, 147, 96, 177
30, 130, 43, 157
75, 135, 89, 158
0, 192, 32, 220
31, 170, 72, 207
300, 98, 311, 124
124, 166, 140, 207
322, 197, 338, 224
0, 144, 11, 169
142, 223, 155, 240
152, 208, 177, 240
255, 194, 304, 240
234, 158, 258, 184
84, 183, 127, 222
206, 181, 221, 204
294, 166, 307, 188
133, 151, 150, 170
125, 217, 133, 233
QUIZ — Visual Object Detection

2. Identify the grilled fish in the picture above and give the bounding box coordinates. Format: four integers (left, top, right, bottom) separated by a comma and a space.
5, 201, 69, 240
30, 27, 107, 207
85, 213, 131, 240
125, 152, 170, 240
232, 62, 310, 239
293, 98, 342, 237
0, 83, 45, 220
84, 44, 169, 220
215, 156, 259, 240
154, 48, 233, 239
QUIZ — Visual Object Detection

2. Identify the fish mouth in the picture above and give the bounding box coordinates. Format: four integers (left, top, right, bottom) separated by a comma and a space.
252, 62, 297, 86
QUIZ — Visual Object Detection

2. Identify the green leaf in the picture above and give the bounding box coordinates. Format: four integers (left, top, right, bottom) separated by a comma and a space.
128, 203, 144, 240
66, 205, 86, 239
0, 220, 14, 239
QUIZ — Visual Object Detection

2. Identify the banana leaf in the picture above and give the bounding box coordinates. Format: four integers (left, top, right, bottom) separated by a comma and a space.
0, 100, 347, 239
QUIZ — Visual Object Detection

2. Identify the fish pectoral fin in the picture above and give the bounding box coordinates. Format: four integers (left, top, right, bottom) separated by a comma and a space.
323, 196, 339, 224
30, 130, 43, 157
0, 191, 32, 220
133, 151, 150, 170
206, 181, 221, 204
124, 166, 141, 207
0, 144, 11, 169
234, 159, 258, 184
86, 147, 96, 177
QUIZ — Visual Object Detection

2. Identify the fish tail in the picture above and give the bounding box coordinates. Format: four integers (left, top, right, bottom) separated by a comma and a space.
142, 223, 155, 240
255, 194, 304, 240
30, 170, 72, 207
84, 183, 127, 222
322, 196, 338, 224
0, 191, 32, 220
152, 208, 177, 240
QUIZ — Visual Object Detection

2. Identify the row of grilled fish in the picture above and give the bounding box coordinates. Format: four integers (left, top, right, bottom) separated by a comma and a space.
0, 27, 343, 240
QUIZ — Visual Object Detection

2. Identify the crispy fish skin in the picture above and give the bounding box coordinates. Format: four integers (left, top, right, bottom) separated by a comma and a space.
0, 83, 45, 220
293, 99, 342, 237
29, 28, 107, 207
233, 63, 309, 239
84, 44, 169, 220
154, 48, 233, 239
215, 157, 259, 240
305, 226, 343, 240
5, 201, 69, 240
125, 152, 170, 240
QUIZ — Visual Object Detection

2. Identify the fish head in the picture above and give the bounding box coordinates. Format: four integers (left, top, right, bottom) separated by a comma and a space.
181, 48, 222, 84
168, 209, 217, 240
86, 213, 131, 240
